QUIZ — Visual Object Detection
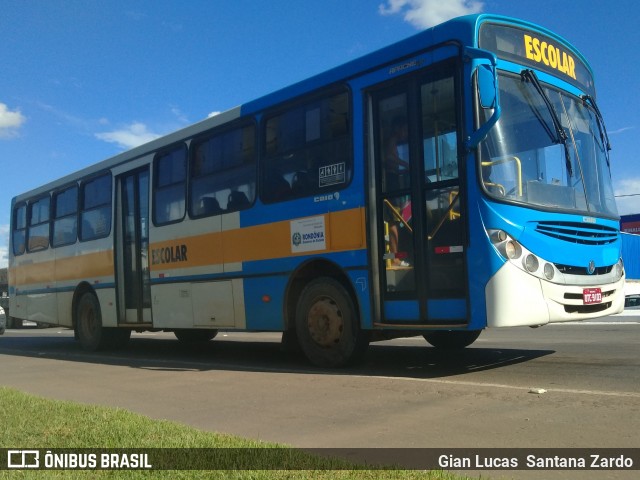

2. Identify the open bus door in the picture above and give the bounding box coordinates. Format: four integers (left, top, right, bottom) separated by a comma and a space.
115, 167, 152, 325
369, 61, 470, 329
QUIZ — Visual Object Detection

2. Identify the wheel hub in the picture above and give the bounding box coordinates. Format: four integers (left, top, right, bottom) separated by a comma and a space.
307, 297, 344, 347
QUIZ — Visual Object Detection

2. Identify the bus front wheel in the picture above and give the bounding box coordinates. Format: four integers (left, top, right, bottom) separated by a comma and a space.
295, 278, 368, 368
423, 330, 481, 349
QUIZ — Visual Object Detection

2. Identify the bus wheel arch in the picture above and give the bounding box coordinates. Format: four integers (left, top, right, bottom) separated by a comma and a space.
73, 284, 130, 351
285, 260, 369, 367
284, 259, 358, 332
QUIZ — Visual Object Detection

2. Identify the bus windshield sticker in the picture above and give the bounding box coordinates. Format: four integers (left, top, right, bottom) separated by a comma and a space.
319, 162, 346, 187
291, 216, 326, 253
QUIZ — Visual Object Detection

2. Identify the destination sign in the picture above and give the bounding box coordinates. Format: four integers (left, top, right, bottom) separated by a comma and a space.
478, 23, 595, 97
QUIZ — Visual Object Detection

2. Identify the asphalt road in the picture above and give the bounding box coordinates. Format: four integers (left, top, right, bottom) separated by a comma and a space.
0, 315, 638, 479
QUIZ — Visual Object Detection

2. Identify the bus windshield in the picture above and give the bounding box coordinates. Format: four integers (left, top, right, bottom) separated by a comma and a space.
479, 72, 618, 218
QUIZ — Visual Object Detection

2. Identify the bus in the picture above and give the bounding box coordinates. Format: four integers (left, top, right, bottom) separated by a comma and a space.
9, 14, 624, 367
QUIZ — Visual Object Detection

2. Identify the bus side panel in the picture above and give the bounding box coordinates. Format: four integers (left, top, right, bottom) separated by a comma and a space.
7, 267, 26, 320
243, 275, 288, 331
347, 269, 373, 329
15, 253, 57, 325
95, 288, 118, 328
28, 291, 57, 326
151, 283, 194, 329
56, 291, 75, 328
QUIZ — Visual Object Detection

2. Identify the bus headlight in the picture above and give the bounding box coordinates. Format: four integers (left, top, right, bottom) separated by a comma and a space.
505, 240, 521, 259
524, 254, 539, 272
488, 229, 552, 282
488, 229, 523, 260
543, 263, 555, 280
615, 258, 624, 280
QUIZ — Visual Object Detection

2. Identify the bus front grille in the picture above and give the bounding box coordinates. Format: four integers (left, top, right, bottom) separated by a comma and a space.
535, 221, 618, 245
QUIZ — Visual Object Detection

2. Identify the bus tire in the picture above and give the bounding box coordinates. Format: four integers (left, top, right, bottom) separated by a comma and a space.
295, 278, 369, 367
174, 329, 218, 343
76, 292, 106, 351
423, 330, 481, 349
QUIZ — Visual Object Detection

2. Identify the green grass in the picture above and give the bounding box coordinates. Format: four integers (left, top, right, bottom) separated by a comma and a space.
0, 387, 477, 480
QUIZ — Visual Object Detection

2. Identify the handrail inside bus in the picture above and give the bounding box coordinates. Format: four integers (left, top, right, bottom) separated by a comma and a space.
428, 191, 459, 241
481, 155, 522, 197
383, 199, 413, 233
449, 189, 460, 220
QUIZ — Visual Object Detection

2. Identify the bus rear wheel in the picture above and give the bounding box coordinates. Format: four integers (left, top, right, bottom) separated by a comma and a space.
76, 292, 131, 351
423, 330, 481, 349
76, 292, 104, 351
295, 278, 368, 367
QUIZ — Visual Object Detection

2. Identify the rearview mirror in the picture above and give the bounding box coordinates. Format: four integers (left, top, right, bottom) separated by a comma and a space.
463, 47, 501, 149
477, 64, 497, 109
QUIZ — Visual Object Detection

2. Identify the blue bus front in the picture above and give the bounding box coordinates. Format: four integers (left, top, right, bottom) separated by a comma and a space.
469, 18, 624, 327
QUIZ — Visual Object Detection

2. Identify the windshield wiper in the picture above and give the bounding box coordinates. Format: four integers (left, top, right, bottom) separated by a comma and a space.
521, 69, 573, 178
582, 94, 612, 168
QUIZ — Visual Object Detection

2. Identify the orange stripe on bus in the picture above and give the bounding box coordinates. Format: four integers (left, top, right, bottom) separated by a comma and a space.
10, 208, 366, 285
149, 207, 366, 272
10, 250, 114, 287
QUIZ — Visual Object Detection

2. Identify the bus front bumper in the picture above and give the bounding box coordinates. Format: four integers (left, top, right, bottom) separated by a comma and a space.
485, 261, 625, 328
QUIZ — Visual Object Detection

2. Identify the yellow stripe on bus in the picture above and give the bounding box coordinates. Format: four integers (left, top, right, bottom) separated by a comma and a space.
10, 208, 366, 288
149, 208, 366, 272
10, 250, 114, 288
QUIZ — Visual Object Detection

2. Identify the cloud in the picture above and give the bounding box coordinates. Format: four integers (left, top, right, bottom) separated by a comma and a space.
0, 103, 26, 139
609, 126, 634, 135
207, 111, 221, 118
171, 106, 189, 124
36, 101, 91, 132
615, 177, 640, 215
95, 122, 161, 150
379, 0, 484, 29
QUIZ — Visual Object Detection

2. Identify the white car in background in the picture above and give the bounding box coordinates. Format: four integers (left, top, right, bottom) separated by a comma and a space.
0, 306, 6, 335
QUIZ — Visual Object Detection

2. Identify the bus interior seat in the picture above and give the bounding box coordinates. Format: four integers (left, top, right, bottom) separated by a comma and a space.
227, 191, 250, 211
200, 197, 224, 215
266, 172, 291, 200
291, 171, 313, 193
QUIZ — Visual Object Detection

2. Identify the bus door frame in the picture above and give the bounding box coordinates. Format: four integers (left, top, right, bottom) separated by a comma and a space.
115, 166, 153, 325
365, 53, 470, 327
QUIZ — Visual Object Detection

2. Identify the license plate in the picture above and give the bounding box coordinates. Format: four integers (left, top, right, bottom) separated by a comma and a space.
583, 288, 602, 305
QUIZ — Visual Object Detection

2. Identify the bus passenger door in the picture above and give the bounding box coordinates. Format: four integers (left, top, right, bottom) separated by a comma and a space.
369, 61, 468, 325
116, 168, 152, 325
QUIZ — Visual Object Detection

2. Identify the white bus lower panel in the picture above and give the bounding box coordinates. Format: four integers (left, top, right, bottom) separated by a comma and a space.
486, 261, 625, 328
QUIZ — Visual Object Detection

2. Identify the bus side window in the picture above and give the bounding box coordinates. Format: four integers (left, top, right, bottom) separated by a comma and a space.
189, 124, 256, 217
262, 90, 351, 203
12, 203, 27, 256
52, 185, 79, 247
154, 144, 187, 225
80, 173, 112, 241
27, 196, 51, 252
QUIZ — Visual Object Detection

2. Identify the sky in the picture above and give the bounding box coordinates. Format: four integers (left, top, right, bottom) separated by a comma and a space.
1, 0, 639, 268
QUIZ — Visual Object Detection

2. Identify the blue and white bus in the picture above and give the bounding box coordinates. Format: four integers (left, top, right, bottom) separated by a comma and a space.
9, 14, 624, 366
